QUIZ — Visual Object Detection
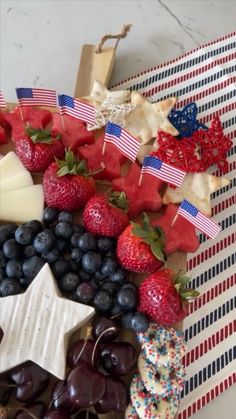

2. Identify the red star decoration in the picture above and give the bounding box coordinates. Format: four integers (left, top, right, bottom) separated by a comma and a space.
78, 135, 127, 181
152, 203, 200, 254
112, 162, 162, 218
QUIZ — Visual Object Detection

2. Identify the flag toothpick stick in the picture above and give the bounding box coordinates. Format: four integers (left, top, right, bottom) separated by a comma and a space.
101, 141, 106, 156
171, 213, 179, 227
18, 106, 24, 122
138, 172, 143, 186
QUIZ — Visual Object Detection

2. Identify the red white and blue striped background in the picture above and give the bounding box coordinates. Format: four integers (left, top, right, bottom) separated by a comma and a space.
113, 32, 236, 418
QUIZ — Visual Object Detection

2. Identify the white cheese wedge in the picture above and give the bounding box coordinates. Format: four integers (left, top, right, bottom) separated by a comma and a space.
0, 185, 44, 223
0, 171, 33, 192
0, 151, 28, 181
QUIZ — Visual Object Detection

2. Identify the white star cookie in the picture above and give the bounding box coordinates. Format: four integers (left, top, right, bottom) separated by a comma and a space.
88, 79, 131, 105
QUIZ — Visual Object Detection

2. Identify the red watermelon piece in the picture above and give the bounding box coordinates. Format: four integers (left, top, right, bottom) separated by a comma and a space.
152, 203, 200, 254
3, 106, 52, 142
112, 162, 162, 218
51, 113, 95, 152
0, 125, 7, 144
78, 135, 127, 181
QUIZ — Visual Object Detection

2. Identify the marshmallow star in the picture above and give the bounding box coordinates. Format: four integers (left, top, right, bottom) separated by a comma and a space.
88, 80, 131, 105
162, 173, 230, 216
0, 263, 94, 379
124, 92, 179, 145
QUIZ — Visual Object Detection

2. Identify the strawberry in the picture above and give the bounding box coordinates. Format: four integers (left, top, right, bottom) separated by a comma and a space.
15, 125, 64, 172
43, 149, 96, 211
0, 125, 7, 145
117, 214, 166, 273
153, 204, 200, 254
138, 268, 199, 325
83, 191, 129, 237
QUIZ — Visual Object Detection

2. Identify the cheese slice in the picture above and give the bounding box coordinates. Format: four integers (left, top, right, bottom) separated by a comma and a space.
0, 171, 33, 192
0, 151, 29, 181
0, 185, 44, 223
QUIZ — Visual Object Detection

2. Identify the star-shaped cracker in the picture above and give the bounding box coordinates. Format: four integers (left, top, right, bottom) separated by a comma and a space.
123, 92, 179, 145
162, 173, 230, 216
168, 102, 207, 138
0, 263, 94, 379
87, 80, 131, 105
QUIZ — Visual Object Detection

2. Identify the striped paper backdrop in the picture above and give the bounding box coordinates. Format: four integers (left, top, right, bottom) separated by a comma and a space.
113, 32, 236, 418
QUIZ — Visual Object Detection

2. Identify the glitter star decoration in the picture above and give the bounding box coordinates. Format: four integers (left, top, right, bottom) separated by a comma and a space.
168, 102, 207, 138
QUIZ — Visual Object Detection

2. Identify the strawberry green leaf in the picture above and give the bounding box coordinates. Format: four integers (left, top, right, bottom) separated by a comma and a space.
150, 242, 165, 262
108, 191, 129, 212
25, 125, 56, 144
56, 149, 90, 177
181, 289, 200, 300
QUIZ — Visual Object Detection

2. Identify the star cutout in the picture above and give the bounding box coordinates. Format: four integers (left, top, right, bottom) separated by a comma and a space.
123, 92, 179, 144
112, 162, 162, 218
152, 203, 199, 254
168, 102, 207, 138
0, 264, 94, 379
78, 134, 127, 181
87, 80, 131, 105
162, 172, 230, 216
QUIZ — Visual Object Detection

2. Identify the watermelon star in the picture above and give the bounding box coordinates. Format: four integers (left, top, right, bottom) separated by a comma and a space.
152, 203, 200, 254
112, 162, 162, 218
78, 135, 127, 181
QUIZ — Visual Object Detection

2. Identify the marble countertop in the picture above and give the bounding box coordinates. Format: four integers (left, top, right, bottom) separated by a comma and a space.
1, 0, 235, 417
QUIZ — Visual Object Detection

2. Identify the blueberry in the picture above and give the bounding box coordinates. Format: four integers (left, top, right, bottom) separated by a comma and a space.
110, 269, 126, 285
101, 281, 118, 296
101, 258, 117, 276
0, 268, 4, 281
3, 239, 21, 259
69, 259, 80, 272
0, 279, 21, 296
55, 239, 67, 253
55, 222, 73, 240
0, 250, 7, 268
70, 233, 82, 248
72, 224, 85, 234
58, 211, 73, 224
78, 233, 96, 251
78, 269, 91, 282
130, 312, 149, 333
116, 288, 137, 311
5, 260, 22, 278
105, 249, 116, 258
33, 229, 55, 253
22, 256, 45, 278
59, 272, 80, 292
121, 312, 134, 329
93, 291, 113, 313
0, 224, 18, 245
43, 207, 58, 224
15, 226, 34, 245
97, 237, 113, 253
89, 279, 99, 292
51, 259, 69, 279
70, 248, 84, 262
110, 303, 123, 317
24, 220, 42, 235
94, 271, 107, 281
82, 252, 102, 274
23, 245, 37, 258
42, 247, 60, 264
75, 282, 95, 304
19, 276, 34, 289
121, 282, 138, 292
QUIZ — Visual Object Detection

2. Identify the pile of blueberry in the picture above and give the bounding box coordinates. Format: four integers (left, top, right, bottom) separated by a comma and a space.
0, 207, 148, 333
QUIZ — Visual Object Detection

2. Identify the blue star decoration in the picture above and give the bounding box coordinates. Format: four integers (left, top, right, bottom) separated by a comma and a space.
168, 102, 207, 138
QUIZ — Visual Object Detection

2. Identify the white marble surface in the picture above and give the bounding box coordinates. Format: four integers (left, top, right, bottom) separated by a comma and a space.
0, 0, 235, 417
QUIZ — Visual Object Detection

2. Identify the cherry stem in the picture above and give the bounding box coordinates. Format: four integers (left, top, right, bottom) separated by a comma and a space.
7, 407, 38, 419
0, 384, 17, 388
91, 327, 117, 367
110, 311, 125, 320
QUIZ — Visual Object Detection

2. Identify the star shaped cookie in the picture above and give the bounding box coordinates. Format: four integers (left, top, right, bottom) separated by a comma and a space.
168, 102, 207, 138
87, 80, 131, 105
162, 173, 230, 216
0, 263, 94, 379
123, 92, 179, 145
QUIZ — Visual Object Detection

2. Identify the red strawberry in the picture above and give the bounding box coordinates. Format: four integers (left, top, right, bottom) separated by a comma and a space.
83, 192, 129, 237
43, 150, 96, 211
15, 126, 64, 172
117, 214, 166, 273
138, 268, 199, 325
112, 162, 162, 217
78, 135, 127, 181
51, 113, 95, 152
153, 204, 200, 254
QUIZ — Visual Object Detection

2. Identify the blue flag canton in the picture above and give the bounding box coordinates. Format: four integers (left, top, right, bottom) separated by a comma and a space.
181, 199, 199, 217
16, 88, 33, 99
58, 94, 74, 108
144, 155, 162, 170
106, 122, 122, 137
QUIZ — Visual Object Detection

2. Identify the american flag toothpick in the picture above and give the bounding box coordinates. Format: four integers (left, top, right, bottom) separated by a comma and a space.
58, 94, 95, 125
139, 155, 186, 187
16, 87, 57, 108
0, 91, 7, 109
103, 122, 140, 161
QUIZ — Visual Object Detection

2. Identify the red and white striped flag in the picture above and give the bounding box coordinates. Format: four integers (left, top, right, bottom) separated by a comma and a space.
16, 87, 57, 107
0, 91, 6, 109
141, 155, 186, 187
58, 94, 95, 125
104, 122, 140, 162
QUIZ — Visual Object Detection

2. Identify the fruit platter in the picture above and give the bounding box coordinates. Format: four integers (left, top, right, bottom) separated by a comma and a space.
0, 74, 232, 419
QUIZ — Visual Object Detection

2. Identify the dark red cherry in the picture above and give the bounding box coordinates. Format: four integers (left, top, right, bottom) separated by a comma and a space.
13, 401, 46, 418
67, 339, 101, 368
44, 408, 71, 419
94, 375, 129, 413
101, 342, 137, 375
92, 316, 120, 343
67, 362, 106, 408
10, 362, 49, 402
74, 411, 98, 419
0, 374, 13, 405
51, 380, 71, 411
